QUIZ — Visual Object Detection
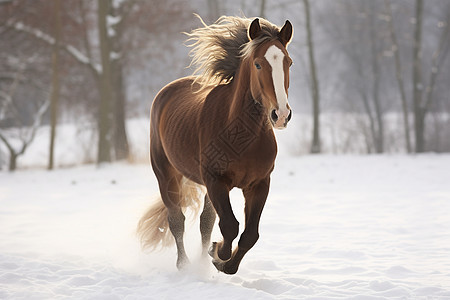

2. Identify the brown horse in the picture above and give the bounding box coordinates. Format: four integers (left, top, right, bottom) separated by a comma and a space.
137, 16, 293, 274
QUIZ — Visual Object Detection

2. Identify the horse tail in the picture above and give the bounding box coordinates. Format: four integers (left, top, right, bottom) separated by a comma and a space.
136, 194, 172, 251
136, 177, 205, 251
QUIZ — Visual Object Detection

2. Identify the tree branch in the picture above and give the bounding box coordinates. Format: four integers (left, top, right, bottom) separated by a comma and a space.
5, 19, 102, 79
0, 131, 14, 154
18, 99, 50, 155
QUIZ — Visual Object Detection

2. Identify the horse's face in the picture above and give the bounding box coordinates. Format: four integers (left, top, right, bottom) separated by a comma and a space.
248, 19, 293, 130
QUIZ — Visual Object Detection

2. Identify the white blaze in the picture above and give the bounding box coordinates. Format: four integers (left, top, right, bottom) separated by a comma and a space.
264, 45, 289, 117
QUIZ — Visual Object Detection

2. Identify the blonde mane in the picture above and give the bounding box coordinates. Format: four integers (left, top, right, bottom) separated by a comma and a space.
185, 15, 281, 90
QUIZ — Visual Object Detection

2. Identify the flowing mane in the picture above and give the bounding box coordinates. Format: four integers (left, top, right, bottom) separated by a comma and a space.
185, 15, 282, 89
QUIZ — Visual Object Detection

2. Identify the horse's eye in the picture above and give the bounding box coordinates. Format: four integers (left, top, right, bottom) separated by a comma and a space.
255, 63, 261, 69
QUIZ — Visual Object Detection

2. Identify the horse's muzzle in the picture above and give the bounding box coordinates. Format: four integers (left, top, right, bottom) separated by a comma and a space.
271, 108, 292, 129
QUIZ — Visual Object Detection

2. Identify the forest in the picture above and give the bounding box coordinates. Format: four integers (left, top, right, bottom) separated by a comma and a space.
1, 0, 449, 170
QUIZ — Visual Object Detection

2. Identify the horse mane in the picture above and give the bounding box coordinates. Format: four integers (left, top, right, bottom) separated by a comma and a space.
185, 15, 281, 90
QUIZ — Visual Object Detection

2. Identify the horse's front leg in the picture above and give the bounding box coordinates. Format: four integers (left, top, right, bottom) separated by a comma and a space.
217, 177, 270, 274
206, 181, 239, 263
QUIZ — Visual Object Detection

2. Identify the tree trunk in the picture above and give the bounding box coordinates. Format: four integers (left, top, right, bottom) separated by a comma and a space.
303, 0, 321, 154
369, 12, 384, 153
111, 58, 129, 160
9, 152, 17, 172
48, 0, 61, 170
97, 0, 113, 163
0, 134, 17, 171
415, 109, 426, 153
360, 91, 376, 153
109, 4, 129, 161
412, 0, 425, 153
423, 15, 449, 151
384, 0, 412, 153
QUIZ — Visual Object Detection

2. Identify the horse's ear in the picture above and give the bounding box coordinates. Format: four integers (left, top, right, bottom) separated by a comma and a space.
248, 18, 262, 40
278, 20, 293, 47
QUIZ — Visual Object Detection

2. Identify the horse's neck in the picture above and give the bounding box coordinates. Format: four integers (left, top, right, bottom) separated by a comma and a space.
227, 65, 268, 132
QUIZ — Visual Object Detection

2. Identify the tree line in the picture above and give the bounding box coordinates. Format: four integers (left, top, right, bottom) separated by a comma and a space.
0, 0, 193, 170
308, 0, 449, 154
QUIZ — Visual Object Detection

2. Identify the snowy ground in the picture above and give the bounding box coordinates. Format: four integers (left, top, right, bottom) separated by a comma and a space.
1, 154, 450, 299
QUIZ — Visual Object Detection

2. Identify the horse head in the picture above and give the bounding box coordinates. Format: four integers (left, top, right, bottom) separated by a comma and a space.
247, 18, 293, 129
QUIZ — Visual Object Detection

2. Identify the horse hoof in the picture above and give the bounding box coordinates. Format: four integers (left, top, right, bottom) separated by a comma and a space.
222, 264, 238, 275
176, 257, 190, 270
211, 256, 238, 275
209, 242, 237, 274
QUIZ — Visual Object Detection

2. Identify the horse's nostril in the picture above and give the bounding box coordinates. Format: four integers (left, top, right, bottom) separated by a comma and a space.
287, 110, 292, 122
271, 109, 278, 122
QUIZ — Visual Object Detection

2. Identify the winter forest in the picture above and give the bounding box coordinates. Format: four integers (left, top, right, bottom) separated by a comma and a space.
1, 1, 450, 299
1, 0, 449, 170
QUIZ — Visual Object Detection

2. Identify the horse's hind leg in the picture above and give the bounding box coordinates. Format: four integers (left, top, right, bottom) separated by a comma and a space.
152, 154, 189, 269
200, 194, 216, 256
167, 202, 189, 269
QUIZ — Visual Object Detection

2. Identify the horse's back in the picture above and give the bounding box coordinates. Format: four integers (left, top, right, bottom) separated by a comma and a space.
151, 77, 201, 124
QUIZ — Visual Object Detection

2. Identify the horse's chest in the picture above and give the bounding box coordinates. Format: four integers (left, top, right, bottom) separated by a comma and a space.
233, 136, 277, 185
200, 128, 276, 187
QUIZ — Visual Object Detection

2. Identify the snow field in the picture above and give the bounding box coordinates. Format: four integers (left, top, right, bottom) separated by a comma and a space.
1, 154, 450, 299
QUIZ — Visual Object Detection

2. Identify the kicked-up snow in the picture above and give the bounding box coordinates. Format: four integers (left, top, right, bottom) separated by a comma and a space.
1, 154, 450, 299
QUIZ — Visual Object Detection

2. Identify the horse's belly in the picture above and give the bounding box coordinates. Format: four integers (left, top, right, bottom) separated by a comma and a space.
164, 135, 203, 184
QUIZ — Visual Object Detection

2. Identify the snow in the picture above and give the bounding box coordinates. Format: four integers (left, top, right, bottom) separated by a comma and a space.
110, 51, 121, 61
9, 21, 55, 45
65, 45, 102, 74
1, 153, 450, 299
112, 0, 126, 9
107, 15, 122, 27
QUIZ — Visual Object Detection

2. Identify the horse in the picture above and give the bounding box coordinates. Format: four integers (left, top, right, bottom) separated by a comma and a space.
137, 15, 293, 275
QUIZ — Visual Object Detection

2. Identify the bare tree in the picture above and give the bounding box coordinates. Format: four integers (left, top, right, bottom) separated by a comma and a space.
5, 0, 130, 164
5, 6, 107, 164
0, 61, 50, 171
108, 0, 136, 161
384, 0, 412, 153
0, 1, 53, 170
48, 0, 61, 170
412, 0, 424, 153
368, 7, 384, 153
325, 1, 390, 153
96, 0, 113, 163
303, 0, 321, 153
409, 0, 450, 153
422, 5, 450, 152
410, 0, 449, 153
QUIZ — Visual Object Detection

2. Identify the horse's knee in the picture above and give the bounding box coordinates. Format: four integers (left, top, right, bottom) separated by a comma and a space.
219, 217, 239, 241
238, 230, 259, 250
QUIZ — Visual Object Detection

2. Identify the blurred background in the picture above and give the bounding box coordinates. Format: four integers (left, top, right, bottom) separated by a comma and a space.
0, 0, 449, 171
